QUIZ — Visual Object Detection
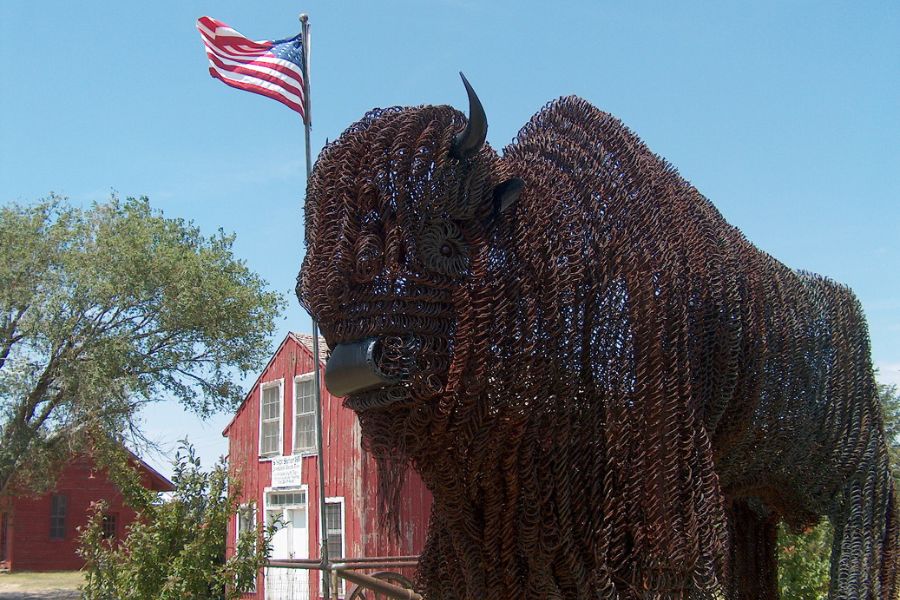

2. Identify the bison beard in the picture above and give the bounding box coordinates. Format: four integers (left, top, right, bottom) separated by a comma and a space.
297, 88, 899, 598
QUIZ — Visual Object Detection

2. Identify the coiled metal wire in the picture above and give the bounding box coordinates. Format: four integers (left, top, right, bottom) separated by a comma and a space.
298, 97, 899, 599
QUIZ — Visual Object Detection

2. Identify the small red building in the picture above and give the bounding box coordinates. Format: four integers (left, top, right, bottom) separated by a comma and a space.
0, 450, 173, 572
223, 332, 432, 599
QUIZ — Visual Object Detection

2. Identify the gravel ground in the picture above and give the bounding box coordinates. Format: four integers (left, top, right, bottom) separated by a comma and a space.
0, 591, 80, 600
0, 572, 82, 600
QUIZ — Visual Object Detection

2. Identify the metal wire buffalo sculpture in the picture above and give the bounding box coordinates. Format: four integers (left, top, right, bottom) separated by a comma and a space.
298, 75, 899, 599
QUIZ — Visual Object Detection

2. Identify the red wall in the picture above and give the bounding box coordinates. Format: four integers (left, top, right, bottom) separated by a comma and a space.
2, 455, 162, 572
225, 334, 432, 598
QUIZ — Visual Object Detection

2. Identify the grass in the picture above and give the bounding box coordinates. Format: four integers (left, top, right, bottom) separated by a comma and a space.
0, 570, 84, 591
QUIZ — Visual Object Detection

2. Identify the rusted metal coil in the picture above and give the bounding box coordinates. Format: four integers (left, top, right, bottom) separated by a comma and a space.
298, 86, 899, 599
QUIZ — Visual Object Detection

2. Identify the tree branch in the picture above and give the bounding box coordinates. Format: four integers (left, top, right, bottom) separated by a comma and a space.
0, 305, 28, 370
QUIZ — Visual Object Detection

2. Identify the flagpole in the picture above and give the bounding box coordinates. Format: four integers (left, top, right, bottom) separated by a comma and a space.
299, 12, 331, 600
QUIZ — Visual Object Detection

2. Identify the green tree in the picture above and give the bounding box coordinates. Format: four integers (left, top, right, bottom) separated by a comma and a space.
777, 520, 834, 599
0, 195, 283, 495
79, 441, 274, 600
880, 383, 900, 489
777, 382, 900, 598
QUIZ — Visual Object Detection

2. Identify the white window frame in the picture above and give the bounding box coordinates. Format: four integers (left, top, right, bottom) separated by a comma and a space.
263, 485, 309, 549
323, 497, 346, 595
258, 379, 284, 459
235, 503, 257, 545
293, 373, 318, 455
235, 503, 257, 593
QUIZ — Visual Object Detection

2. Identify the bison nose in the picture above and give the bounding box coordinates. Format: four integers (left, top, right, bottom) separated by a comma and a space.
325, 338, 399, 397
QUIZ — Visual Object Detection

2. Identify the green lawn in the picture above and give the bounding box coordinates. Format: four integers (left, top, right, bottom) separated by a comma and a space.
0, 570, 84, 591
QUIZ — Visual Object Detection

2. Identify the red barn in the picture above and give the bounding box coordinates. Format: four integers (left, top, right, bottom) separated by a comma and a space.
223, 332, 432, 599
0, 450, 173, 572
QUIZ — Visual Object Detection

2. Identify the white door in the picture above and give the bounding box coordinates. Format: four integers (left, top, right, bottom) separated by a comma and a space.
265, 492, 309, 600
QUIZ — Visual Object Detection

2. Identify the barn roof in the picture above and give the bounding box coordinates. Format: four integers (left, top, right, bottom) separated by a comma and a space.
121, 445, 175, 492
221, 331, 327, 437
30, 430, 175, 493
288, 331, 331, 358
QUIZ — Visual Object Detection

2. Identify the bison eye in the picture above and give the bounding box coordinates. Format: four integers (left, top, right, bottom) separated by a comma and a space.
420, 220, 468, 277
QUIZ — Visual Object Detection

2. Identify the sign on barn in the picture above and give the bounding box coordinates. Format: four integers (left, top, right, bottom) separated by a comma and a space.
270, 454, 303, 489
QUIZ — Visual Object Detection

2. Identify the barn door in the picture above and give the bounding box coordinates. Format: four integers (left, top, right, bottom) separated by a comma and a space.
265, 490, 308, 600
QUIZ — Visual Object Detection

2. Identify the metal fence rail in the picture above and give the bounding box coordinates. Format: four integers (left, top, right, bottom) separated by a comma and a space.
266, 555, 421, 600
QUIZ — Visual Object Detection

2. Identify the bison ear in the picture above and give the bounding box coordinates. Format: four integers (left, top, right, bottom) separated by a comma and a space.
493, 177, 524, 214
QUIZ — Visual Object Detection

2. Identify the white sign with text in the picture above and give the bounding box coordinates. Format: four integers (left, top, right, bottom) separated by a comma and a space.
270, 454, 303, 488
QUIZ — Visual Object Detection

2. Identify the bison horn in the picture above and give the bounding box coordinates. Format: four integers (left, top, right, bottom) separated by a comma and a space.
450, 72, 488, 160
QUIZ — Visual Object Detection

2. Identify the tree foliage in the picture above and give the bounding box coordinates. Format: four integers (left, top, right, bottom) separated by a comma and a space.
777, 520, 834, 599
79, 441, 274, 600
880, 383, 900, 490
0, 195, 283, 495
777, 382, 900, 598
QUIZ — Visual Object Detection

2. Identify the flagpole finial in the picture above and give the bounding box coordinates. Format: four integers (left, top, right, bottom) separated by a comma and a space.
299, 13, 308, 23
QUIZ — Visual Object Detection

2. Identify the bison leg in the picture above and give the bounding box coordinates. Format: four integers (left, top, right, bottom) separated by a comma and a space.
828, 461, 899, 600
727, 499, 778, 600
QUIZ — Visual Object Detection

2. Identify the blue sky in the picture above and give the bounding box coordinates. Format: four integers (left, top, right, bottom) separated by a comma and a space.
1, 1, 898, 477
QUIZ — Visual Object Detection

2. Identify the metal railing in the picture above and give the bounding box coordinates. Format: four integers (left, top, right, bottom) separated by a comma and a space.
266, 555, 422, 600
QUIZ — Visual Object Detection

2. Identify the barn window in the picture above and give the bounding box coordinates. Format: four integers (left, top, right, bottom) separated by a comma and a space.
324, 498, 345, 594
235, 505, 257, 592
294, 375, 317, 454
101, 513, 117, 539
325, 498, 344, 559
267, 491, 306, 506
50, 494, 67, 539
259, 380, 283, 457
236, 504, 256, 539
1, 512, 9, 562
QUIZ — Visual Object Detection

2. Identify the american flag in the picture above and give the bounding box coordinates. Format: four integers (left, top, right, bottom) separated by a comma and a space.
197, 16, 306, 120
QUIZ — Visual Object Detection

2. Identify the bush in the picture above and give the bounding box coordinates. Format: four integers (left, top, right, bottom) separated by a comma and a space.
79, 441, 274, 600
777, 520, 833, 599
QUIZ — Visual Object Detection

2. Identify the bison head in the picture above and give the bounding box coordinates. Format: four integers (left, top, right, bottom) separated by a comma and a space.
297, 75, 523, 416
